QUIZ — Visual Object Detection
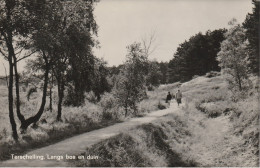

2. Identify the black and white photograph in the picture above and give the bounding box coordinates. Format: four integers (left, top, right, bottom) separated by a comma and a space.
0, 0, 259, 167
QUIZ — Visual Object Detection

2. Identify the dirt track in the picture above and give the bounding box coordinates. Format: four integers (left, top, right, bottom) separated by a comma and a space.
0, 102, 178, 167
1, 99, 256, 167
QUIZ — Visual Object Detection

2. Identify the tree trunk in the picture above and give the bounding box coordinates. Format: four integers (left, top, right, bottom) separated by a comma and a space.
49, 72, 53, 112
235, 64, 242, 91
13, 56, 25, 123
20, 62, 50, 130
4, 27, 18, 141
56, 78, 64, 121
8, 55, 18, 141
49, 86, 52, 112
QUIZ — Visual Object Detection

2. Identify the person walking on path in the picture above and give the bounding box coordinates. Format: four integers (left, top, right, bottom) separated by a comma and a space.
166, 92, 172, 105
175, 89, 182, 106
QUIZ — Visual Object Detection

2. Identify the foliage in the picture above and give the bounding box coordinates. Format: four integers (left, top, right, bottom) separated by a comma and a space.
158, 62, 168, 84
99, 92, 124, 120
217, 21, 252, 92
157, 101, 166, 110
146, 61, 163, 87
70, 116, 196, 167
91, 59, 111, 101
168, 29, 226, 83
243, 0, 259, 74
113, 42, 148, 116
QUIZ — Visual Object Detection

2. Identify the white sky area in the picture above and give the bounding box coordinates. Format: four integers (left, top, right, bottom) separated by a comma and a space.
0, 0, 253, 76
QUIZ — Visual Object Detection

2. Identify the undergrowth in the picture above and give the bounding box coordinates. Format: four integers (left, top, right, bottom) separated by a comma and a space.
0, 83, 169, 161
69, 114, 197, 167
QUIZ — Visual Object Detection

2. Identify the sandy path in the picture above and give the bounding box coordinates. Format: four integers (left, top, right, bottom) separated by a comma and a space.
0, 103, 177, 167
2, 100, 253, 167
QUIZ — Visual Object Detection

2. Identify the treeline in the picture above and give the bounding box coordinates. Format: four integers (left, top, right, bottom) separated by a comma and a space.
167, 0, 259, 83
168, 29, 226, 82
106, 0, 259, 91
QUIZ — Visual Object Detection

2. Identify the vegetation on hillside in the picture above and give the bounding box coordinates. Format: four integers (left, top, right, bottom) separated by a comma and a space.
0, 0, 258, 166
70, 115, 197, 167
167, 29, 226, 83
0, 82, 169, 160
70, 74, 258, 167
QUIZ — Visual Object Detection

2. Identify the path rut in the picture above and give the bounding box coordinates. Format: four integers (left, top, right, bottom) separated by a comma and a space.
0, 103, 177, 167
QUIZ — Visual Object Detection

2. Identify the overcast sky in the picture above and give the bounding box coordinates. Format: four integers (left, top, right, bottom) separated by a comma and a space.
93, 0, 252, 65
0, 0, 253, 76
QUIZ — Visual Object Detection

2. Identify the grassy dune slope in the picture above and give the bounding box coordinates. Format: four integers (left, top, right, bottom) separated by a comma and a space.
70, 73, 259, 167
70, 114, 197, 167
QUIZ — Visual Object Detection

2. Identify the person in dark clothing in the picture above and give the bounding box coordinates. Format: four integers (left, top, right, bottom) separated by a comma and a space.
175, 89, 182, 106
166, 92, 172, 104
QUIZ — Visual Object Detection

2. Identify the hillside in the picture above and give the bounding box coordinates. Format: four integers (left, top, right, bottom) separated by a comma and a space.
69, 73, 259, 167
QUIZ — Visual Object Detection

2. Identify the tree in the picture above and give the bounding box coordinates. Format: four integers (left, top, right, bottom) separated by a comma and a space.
168, 29, 226, 83
91, 59, 111, 101
141, 30, 158, 58
13, 0, 66, 130
113, 42, 148, 116
217, 21, 251, 91
158, 61, 168, 84
25, 0, 99, 122
243, 0, 259, 74
146, 61, 162, 88
0, 0, 99, 137
0, 0, 33, 140
65, 25, 97, 106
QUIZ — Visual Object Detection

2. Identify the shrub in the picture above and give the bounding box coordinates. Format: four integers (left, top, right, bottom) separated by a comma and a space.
158, 101, 166, 110
197, 101, 232, 118
99, 92, 123, 120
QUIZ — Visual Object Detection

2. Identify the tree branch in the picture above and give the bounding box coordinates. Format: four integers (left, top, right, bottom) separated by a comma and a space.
16, 50, 37, 63
1, 62, 9, 87
15, 47, 24, 56
0, 48, 8, 58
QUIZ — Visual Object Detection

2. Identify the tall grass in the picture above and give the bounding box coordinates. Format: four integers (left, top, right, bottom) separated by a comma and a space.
69, 114, 197, 167
0, 82, 170, 161
181, 74, 259, 163
68, 74, 258, 167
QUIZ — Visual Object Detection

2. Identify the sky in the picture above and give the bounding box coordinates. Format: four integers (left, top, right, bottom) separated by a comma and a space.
93, 0, 252, 65
0, 0, 253, 76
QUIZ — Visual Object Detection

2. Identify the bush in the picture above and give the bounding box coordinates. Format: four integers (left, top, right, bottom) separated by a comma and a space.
99, 92, 123, 120
196, 101, 232, 118
158, 101, 166, 110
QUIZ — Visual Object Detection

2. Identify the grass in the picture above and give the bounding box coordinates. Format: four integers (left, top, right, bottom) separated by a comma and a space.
179, 74, 259, 166
69, 72, 259, 167
0, 82, 169, 161
69, 114, 197, 167
1, 72, 258, 166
